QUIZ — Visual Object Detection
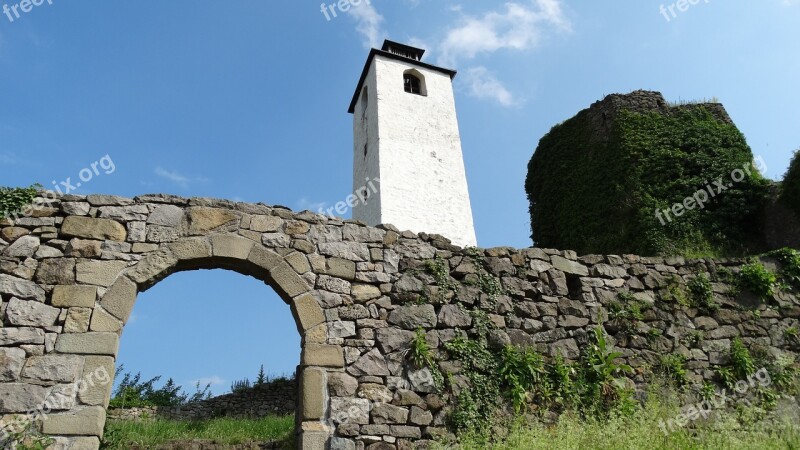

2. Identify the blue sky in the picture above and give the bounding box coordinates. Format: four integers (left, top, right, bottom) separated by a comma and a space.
2, 1, 798, 395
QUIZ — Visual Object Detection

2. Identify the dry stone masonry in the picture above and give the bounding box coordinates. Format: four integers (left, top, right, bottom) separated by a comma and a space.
0, 193, 798, 450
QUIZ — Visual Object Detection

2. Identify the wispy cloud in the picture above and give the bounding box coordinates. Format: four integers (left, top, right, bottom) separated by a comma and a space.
462, 66, 520, 107
348, 1, 384, 48
296, 197, 329, 213
437, 0, 570, 66
192, 375, 225, 387
0, 153, 16, 165
154, 166, 208, 188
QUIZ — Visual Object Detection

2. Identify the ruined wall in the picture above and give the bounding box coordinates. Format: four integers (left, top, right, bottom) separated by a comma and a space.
107, 378, 297, 421
0, 193, 798, 450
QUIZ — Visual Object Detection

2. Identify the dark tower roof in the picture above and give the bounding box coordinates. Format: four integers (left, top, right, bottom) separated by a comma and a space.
348, 39, 457, 114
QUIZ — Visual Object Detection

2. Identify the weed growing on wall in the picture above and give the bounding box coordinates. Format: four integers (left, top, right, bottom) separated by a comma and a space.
738, 260, 777, 300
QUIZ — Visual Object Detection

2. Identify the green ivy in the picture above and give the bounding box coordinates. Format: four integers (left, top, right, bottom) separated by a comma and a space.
781, 149, 800, 216
688, 274, 719, 313
0, 185, 42, 219
526, 105, 771, 256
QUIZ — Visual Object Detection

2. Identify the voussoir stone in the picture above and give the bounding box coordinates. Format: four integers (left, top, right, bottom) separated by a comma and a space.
127, 249, 178, 285
388, 305, 437, 330
211, 234, 254, 259
100, 276, 137, 322
293, 293, 325, 331
61, 216, 127, 241
89, 307, 123, 333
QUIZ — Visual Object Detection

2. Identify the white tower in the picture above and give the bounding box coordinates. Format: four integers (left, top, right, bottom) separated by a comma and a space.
348, 40, 477, 248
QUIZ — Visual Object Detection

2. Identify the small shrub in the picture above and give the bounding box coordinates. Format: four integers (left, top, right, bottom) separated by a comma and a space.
231, 379, 252, 394
738, 260, 777, 299
657, 354, 689, 386
730, 337, 757, 379
688, 274, 718, 312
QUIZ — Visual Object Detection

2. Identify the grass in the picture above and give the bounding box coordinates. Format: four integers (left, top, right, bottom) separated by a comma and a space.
101, 415, 295, 449
433, 391, 800, 450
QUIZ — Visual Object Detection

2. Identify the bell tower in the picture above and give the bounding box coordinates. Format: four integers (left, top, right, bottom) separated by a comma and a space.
348, 40, 477, 247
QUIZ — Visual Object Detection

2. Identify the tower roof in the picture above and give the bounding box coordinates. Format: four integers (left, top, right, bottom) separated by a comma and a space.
347, 39, 457, 114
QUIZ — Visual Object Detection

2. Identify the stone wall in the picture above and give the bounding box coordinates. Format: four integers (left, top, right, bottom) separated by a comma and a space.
107, 379, 297, 421
0, 193, 798, 450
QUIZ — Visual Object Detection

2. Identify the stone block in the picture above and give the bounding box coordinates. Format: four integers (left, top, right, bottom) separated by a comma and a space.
0, 274, 46, 302
186, 207, 238, 234
61, 216, 127, 242
126, 249, 177, 285
271, 262, 310, 298
302, 344, 344, 368
211, 234, 254, 260
89, 307, 122, 333
293, 294, 325, 332
167, 238, 212, 260
0, 348, 26, 382
41, 406, 106, 436
55, 333, 119, 356
78, 356, 115, 407
6, 297, 60, 327
51, 286, 97, 308
76, 260, 128, 287
99, 276, 137, 322
301, 367, 327, 420
21, 355, 84, 383
64, 307, 92, 333
0, 383, 49, 413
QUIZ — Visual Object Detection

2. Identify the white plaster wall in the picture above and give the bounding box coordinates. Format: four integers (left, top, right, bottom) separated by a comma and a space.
352, 63, 382, 226
371, 56, 477, 247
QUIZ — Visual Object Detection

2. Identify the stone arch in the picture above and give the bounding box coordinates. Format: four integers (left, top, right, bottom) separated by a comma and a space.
96, 234, 340, 449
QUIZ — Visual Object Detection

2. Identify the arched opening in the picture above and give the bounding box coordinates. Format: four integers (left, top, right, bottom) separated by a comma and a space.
92, 235, 340, 449
104, 269, 300, 447
403, 69, 426, 96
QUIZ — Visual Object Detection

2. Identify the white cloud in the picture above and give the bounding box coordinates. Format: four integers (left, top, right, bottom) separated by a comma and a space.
192, 376, 225, 387
462, 66, 519, 107
154, 167, 208, 188
348, 1, 384, 48
437, 0, 570, 66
